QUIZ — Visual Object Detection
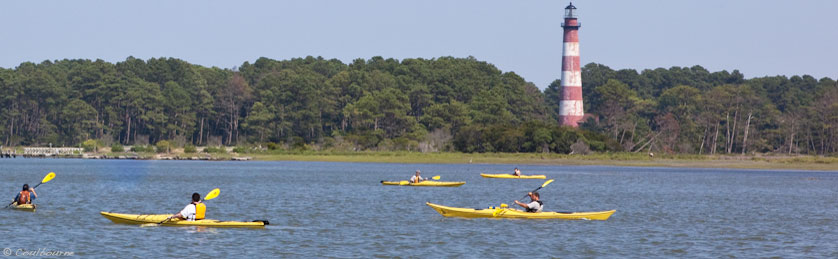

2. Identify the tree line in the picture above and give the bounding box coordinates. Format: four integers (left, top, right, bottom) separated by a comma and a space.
1, 56, 835, 155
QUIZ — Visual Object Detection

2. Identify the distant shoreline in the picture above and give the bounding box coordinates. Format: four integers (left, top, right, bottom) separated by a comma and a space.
5, 149, 833, 171
247, 152, 838, 171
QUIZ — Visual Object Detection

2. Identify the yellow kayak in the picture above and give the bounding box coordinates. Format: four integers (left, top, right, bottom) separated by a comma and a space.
426, 202, 615, 220
480, 173, 546, 179
100, 212, 268, 228
380, 180, 465, 187
11, 203, 36, 212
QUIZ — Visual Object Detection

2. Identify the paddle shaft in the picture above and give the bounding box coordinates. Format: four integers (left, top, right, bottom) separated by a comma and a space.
519, 186, 545, 201
157, 217, 174, 225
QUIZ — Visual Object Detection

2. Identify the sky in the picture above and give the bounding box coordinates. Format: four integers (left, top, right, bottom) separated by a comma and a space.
1, 0, 836, 89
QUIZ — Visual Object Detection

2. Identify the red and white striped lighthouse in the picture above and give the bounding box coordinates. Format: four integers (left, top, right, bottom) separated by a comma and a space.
558, 2, 583, 127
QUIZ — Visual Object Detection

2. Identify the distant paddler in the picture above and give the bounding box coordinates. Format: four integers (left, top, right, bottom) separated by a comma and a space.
6, 172, 55, 210
12, 183, 37, 207
512, 168, 522, 176
410, 170, 426, 183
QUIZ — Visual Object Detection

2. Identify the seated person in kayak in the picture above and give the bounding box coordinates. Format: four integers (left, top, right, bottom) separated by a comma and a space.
512, 168, 522, 176
410, 170, 426, 183
13, 184, 37, 205
514, 192, 543, 213
168, 193, 206, 221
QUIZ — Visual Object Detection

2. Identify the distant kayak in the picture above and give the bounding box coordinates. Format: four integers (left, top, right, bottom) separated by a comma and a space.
380, 181, 465, 187
480, 173, 546, 179
11, 203, 36, 212
100, 212, 268, 228
426, 202, 615, 220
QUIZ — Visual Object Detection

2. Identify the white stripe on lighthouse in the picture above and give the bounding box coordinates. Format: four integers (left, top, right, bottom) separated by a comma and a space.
561, 71, 582, 87
558, 100, 585, 116
562, 42, 580, 56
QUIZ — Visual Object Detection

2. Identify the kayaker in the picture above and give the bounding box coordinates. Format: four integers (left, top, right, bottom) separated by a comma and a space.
512, 168, 522, 176
410, 170, 426, 183
167, 193, 206, 221
13, 184, 37, 205
514, 192, 543, 213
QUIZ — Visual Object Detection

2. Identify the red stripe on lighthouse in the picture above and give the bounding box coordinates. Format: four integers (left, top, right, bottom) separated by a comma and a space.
561, 86, 583, 100
563, 30, 578, 43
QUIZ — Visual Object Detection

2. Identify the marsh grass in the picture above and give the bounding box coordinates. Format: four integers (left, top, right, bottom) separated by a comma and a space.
246, 151, 837, 171
48, 146, 838, 171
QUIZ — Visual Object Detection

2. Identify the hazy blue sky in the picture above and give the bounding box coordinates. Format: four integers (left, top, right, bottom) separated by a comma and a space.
2, 0, 836, 89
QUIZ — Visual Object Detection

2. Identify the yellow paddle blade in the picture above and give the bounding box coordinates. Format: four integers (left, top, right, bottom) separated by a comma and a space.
541, 179, 554, 188
431, 175, 441, 180
41, 172, 56, 184
399, 181, 410, 185
204, 188, 220, 201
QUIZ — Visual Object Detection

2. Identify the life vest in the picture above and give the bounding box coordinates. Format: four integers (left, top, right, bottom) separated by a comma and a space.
525, 200, 543, 213
18, 190, 30, 204
195, 202, 206, 220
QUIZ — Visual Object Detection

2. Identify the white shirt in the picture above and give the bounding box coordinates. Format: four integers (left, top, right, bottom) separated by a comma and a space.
410, 175, 425, 182
179, 203, 197, 221
527, 201, 543, 212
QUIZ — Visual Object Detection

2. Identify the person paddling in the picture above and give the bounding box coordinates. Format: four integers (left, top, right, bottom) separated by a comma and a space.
166, 193, 206, 221
410, 170, 426, 183
512, 168, 522, 176
13, 184, 37, 206
514, 191, 543, 213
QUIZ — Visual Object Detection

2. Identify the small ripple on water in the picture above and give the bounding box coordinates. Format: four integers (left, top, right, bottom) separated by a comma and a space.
665, 248, 687, 255
743, 235, 768, 241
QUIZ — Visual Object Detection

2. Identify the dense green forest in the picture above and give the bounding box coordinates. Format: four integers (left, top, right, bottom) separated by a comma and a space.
1, 56, 836, 155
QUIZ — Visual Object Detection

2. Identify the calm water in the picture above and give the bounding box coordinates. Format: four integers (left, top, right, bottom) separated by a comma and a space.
0, 159, 836, 257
